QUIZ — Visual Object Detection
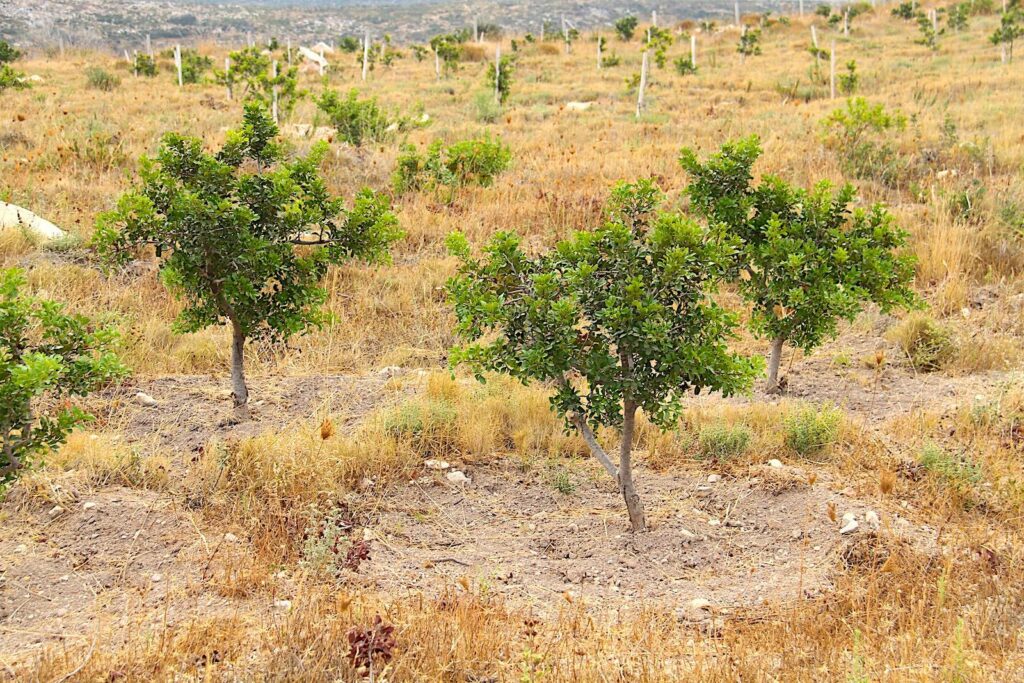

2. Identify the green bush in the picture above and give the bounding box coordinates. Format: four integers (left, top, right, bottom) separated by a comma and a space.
821, 97, 908, 187
0, 64, 27, 92
315, 89, 394, 145
393, 136, 511, 198
674, 56, 697, 76
696, 423, 753, 460
86, 67, 120, 91
919, 442, 981, 493
180, 49, 213, 84
133, 53, 157, 77
784, 405, 842, 457
473, 90, 503, 123
382, 399, 458, 456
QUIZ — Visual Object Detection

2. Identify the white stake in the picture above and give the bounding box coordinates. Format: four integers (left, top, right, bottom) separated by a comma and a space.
434, 45, 441, 80
691, 34, 697, 67
830, 40, 836, 99
174, 45, 182, 87
225, 57, 232, 99
800, 0, 805, 17
271, 60, 279, 123
563, 16, 570, 54
362, 30, 370, 80
494, 48, 502, 103
597, 34, 602, 69
287, 38, 292, 66
844, 10, 849, 36
474, 18, 479, 43
636, 50, 649, 119
735, 1, 741, 26
146, 34, 152, 58
652, 10, 658, 27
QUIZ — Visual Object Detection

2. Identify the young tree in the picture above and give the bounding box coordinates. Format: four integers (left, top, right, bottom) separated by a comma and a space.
133, 52, 157, 77
446, 180, 760, 531
991, 3, 1023, 61
615, 16, 639, 41
215, 46, 302, 117
1, 269, 127, 485
429, 34, 463, 77
680, 137, 917, 393
179, 49, 213, 84
0, 39, 26, 92
485, 53, 514, 104
738, 28, 763, 60
96, 104, 402, 409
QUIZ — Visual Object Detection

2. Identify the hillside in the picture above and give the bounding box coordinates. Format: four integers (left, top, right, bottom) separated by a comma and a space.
2, 5, 1024, 681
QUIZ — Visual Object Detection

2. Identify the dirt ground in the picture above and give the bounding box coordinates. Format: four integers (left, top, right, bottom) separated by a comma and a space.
0, 334, 1012, 670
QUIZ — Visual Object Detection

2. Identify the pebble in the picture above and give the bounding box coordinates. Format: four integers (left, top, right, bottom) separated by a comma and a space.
82, 501, 97, 511
151, 573, 163, 582
446, 470, 470, 485
768, 459, 783, 468
707, 474, 722, 483
135, 391, 158, 407
224, 533, 238, 543
49, 505, 64, 516
14, 544, 28, 554
707, 519, 721, 527
840, 518, 859, 535
865, 510, 880, 531
689, 598, 712, 611
424, 459, 450, 470
274, 599, 292, 610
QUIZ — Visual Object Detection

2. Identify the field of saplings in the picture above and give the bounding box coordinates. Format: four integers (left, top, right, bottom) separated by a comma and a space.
2, 3, 1024, 680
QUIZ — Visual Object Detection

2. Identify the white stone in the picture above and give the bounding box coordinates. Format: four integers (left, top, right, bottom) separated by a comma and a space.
707, 474, 722, 483
768, 459, 783, 468
446, 470, 470, 485
135, 391, 158, 407
49, 505, 64, 516
274, 599, 292, 610
14, 544, 28, 554
82, 501, 97, 511
424, 459, 450, 470
224, 533, 239, 543
840, 519, 859, 535
865, 510, 880, 531
0, 201, 67, 241
689, 597, 712, 611
151, 573, 163, 582
565, 101, 595, 111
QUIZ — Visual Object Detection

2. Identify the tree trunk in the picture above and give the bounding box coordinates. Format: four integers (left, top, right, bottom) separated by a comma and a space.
230, 320, 249, 408
618, 400, 646, 532
766, 336, 785, 394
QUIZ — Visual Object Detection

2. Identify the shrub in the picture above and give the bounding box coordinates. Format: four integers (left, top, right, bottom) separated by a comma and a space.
948, 3, 970, 31
990, 4, 1023, 61
0, 268, 128, 485
738, 28, 762, 58
485, 53, 514, 104
821, 97, 908, 187
133, 53, 157, 77
473, 90, 502, 123
430, 34, 463, 76
839, 60, 858, 95
919, 442, 981, 494
680, 136, 917, 392
674, 56, 697, 75
95, 104, 402, 409
0, 64, 27, 92
180, 49, 213, 84
615, 16, 639, 41
784, 404, 842, 457
888, 312, 955, 371
648, 27, 674, 68
0, 40, 21, 64
86, 67, 120, 91
447, 180, 760, 531
339, 36, 361, 53
697, 423, 753, 460
393, 137, 511, 198
315, 89, 394, 145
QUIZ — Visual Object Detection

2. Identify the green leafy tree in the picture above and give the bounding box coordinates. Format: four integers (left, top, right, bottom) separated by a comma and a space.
615, 16, 639, 41
485, 53, 514, 104
0, 40, 21, 64
180, 49, 213, 84
947, 3, 970, 31
430, 34, 463, 77
1, 269, 128, 485
679, 137, 917, 392
647, 26, 674, 68
133, 53, 157, 77
446, 180, 760, 531
215, 46, 302, 117
738, 28, 763, 59
892, 2, 917, 19
95, 105, 402, 409
991, 2, 1023, 61
339, 36, 361, 53
674, 55, 697, 75
916, 12, 943, 51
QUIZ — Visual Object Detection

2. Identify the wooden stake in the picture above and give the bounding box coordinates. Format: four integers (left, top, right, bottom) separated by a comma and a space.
844, 10, 849, 36
563, 16, 570, 54
652, 10, 658, 27
174, 45, 182, 87
829, 40, 836, 99
362, 30, 370, 81
597, 34, 602, 69
636, 50, 649, 119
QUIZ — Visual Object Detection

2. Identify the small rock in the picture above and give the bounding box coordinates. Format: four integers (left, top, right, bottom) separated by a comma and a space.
82, 501, 97, 511
689, 598, 712, 611
768, 459, 783, 468
865, 510, 880, 531
707, 519, 721, 527
791, 529, 805, 541
841, 512, 856, 524
274, 599, 292, 610
150, 573, 163, 582
680, 527, 696, 539
424, 459, 450, 470
840, 519, 859, 535
707, 474, 722, 483
377, 366, 402, 378
565, 101, 594, 111
358, 477, 375, 490
135, 391, 158, 408
48, 505, 64, 517
14, 544, 28, 554
446, 470, 470, 485
223, 533, 239, 543
56, 608, 68, 617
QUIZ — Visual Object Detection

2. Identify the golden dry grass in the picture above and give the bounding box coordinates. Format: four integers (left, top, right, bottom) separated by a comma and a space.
3, 5, 1024, 681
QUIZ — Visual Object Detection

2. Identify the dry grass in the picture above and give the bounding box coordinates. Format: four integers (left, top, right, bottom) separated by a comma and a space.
3, 5, 1024, 681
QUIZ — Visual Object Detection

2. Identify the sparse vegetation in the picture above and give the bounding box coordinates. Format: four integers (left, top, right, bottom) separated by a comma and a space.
784, 403, 842, 457
315, 88, 395, 145
393, 136, 511, 198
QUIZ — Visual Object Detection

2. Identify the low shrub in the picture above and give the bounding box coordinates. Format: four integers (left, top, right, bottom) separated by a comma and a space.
784, 404, 842, 457
315, 89, 394, 145
696, 423, 753, 460
86, 66, 120, 91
